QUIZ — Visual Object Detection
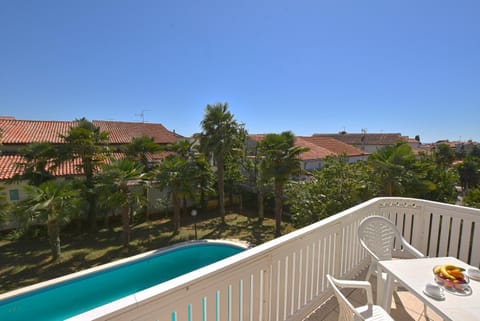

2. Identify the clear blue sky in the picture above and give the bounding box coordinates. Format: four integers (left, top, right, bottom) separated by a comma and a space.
1, 0, 479, 143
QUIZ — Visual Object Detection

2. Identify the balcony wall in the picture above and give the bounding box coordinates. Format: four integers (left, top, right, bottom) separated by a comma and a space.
68, 197, 480, 321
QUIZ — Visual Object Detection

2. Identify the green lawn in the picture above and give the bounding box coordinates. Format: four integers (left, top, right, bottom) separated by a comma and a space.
0, 209, 295, 295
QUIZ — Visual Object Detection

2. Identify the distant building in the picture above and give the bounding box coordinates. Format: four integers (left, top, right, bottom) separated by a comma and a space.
247, 134, 369, 172
433, 139, 480, 155
0, 117, 181, 206
0, 118, 180, 153
313, 132, 412, 153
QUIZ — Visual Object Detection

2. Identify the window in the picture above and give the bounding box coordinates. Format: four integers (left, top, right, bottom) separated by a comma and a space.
9, 189, 19, 201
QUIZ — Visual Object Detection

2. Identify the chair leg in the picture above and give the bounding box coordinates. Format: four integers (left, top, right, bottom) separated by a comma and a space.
376, 275, 384, 305
365, 264, 374, 281
383, 273, 395, 313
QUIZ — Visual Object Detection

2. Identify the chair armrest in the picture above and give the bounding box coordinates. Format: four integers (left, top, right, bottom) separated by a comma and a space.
333, 279, 374, 304
401, 239, 425, 258
359, 239, 381, 261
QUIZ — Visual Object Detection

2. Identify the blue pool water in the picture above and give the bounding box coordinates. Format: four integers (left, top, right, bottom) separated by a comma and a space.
0, 241, 245, 321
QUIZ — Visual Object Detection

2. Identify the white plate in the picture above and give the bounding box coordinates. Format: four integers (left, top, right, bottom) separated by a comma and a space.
423, 289, 445, 300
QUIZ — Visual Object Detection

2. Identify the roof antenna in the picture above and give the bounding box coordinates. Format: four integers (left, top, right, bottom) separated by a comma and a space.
135, 109, 151, 123
361, 128, 367, 150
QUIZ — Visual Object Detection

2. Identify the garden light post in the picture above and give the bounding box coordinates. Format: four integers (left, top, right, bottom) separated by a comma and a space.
191, 209, 198, 240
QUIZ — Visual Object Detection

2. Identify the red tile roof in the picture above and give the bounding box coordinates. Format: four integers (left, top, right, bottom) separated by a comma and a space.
0, 152, 165, 180
313, 133, 406, 146
0, 119, 180, 145
248, 134, 266, 142
0, 155, 23, 180
93, 120, 179, 144
248, 134, 367, 161
0, 155, 94, 180
294, 137, 335, 160
0, 120, 72, 144
300, 136, 367, 156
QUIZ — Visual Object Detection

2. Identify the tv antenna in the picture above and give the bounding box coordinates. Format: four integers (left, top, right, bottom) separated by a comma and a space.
135, 109, 151, 123
361, 128, 367, 150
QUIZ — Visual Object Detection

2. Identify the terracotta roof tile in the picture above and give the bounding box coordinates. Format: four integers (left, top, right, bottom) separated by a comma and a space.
0, 155, 23, 180
0, 152, 165, 180
148, 151, 174, 161
313, 133, 406, 145
51, 158, 83, 176
248, 134, 335, 160
0, 120, 72, 144
0, 119, 179, 145
0, 155, 89, 179
294, 137, 335, 160
300, 136, 367, 156
93, 120, 179, 144
248, 134, 367, 160
249, 134, 265, 142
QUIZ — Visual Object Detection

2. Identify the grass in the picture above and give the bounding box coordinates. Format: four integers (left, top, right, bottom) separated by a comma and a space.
0, 208, 295, 295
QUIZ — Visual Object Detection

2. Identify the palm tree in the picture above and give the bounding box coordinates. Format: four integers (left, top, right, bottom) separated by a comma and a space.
0, 186, 11, 225
12, 142, 57, 186
95, 158, 145, 249
457, 158, 480, 193
434, 143, 456, 168
165, 139, 213, 213
258, 131, 308, 237
155, 153, 197, 231
165, 139, 194, 158
199, 103, 246, 221
125, 135, 163, 220
368, 142, 426, 197
20, 180, 81, 260
241, 148, 269, 221
125, 135, 162, 171
59, 118, 110, 232
187, 141, 215, 211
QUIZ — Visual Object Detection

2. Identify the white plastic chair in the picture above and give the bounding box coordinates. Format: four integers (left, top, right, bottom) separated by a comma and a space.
327, 274, 394, 321
358, 215, 424, 282
358, 215, 426, 315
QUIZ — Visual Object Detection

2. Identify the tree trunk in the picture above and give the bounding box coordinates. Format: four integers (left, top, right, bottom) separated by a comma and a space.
274, 181, 283, 237
172, 192, 181, 231
47, 219, 61, 261
200, 180, 207, 211
387, 181, 393, 197
86, 189, 97, 233
85, 165, 97, 233
143, 185, 150, 222
217, 157, 226, 221
229, 189, 233, 210
104, 211, 110, 230
121, 206, 130, 248
257, 188, 264, 222
182, 196, 187, 217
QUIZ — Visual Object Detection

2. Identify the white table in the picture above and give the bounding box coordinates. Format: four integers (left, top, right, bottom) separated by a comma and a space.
378, 257, 480, 321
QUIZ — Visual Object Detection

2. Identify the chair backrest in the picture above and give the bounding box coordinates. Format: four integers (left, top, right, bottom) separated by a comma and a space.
358, 215, 402, 262
327, 275, 364, 321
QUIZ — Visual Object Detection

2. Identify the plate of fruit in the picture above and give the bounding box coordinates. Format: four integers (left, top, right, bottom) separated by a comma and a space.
433, 264, 471, 295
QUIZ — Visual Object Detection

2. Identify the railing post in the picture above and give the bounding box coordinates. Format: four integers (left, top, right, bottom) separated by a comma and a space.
262, 256, 271, 321
333, 222, 343, 278
412, 202, 429, 256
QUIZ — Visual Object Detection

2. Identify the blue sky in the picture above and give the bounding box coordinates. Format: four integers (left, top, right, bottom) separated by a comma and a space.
1, 0, 479, 143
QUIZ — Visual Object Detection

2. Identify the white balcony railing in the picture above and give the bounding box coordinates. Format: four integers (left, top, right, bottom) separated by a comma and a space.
68, 197, 480, 321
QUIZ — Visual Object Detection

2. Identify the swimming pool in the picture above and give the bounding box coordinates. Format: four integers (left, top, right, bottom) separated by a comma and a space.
0, 240, 247, 321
